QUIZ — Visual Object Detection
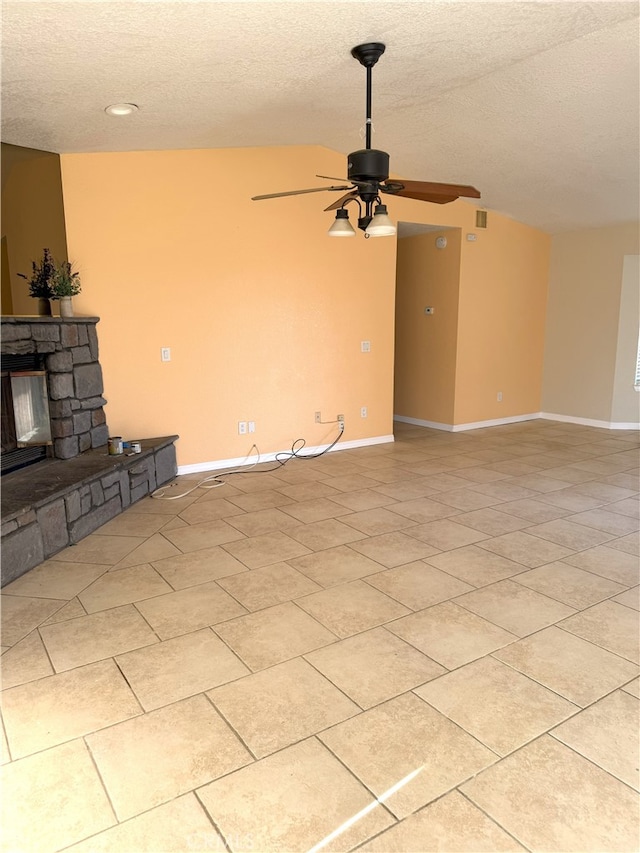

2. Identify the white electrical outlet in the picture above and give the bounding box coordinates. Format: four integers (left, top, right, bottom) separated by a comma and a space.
361, 341, 371, 352
361, 406, 368, 418
248, 421, 255, 433
238, 421, 247, 435
161, 347, 171, 362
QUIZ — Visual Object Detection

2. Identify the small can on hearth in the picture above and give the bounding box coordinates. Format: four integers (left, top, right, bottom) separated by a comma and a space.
130, 441, 141, 454
108, 436, 123, 455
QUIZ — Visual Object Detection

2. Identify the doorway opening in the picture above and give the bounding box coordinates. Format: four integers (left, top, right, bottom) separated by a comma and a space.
393, 222, 462, 436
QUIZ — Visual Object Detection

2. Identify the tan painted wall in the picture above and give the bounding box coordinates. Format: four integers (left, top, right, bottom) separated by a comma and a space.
1, 145, 68, 315
454, 213, 550, 423
60, 146, 398, 467
394, 230, 461, 424
1, 237, 12, 314
59, 145, 552, 465
542, 223, 640, 423
612, 254, 640, 424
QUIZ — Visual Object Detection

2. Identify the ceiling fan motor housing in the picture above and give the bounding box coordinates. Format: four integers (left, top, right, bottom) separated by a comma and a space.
348, 149, 390, 182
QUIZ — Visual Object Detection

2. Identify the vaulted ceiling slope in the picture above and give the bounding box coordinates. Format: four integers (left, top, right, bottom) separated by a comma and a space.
2, 0, 638, 233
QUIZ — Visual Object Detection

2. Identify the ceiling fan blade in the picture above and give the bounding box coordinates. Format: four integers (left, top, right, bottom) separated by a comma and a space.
316, 174, 349, 182
316, 174, 369, 187
383, 188, 460, 205
324, 191, 359, 212
383, 179, 481, 199
252, 185, 351, 201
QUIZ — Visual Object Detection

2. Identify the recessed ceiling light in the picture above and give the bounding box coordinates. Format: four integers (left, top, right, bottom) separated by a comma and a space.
104, 103, 139, 117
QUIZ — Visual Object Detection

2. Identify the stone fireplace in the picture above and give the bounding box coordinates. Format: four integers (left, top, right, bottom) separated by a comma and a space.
1, 315, 178, 586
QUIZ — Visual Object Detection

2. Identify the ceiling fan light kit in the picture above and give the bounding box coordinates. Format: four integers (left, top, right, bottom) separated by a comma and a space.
252, 42, 480, 240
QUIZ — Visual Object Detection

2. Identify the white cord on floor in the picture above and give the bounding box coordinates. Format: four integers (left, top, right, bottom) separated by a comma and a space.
151, 423, 345, 500
151, 444, 261, 500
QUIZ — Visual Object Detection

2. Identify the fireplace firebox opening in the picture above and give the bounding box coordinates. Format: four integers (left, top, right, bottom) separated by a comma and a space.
1, 353, 53, 474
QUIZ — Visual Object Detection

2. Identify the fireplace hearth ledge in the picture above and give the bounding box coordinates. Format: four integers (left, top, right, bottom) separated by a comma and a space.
1, 435, 178, 586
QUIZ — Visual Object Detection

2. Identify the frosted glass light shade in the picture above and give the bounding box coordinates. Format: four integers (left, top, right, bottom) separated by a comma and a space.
365, 204, 396, 237
328, 209, 356, 237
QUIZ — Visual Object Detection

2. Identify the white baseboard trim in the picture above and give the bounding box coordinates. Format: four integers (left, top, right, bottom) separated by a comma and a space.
177, 434, 395, 476
540, 412, 640, 430
393, 416, 456, 432
393, 413, 541, 432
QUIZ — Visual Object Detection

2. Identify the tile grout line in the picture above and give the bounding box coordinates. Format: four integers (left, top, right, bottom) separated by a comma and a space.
455, 788, 535, 852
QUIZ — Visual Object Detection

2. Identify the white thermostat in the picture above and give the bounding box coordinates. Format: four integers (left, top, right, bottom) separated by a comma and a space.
435, 236, 447, 249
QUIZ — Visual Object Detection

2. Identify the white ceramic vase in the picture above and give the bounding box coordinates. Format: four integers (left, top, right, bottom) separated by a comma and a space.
59, 296, 74, 318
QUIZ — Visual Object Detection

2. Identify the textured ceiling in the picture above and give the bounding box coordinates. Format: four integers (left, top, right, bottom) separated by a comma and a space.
2, 0, 639, 233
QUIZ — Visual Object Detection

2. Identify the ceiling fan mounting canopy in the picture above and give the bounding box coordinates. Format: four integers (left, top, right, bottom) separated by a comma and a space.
251, 42, 481, 233
350, 42, 386, 68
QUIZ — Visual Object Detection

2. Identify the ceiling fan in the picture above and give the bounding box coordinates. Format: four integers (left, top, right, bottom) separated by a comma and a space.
251, 42, 481, 237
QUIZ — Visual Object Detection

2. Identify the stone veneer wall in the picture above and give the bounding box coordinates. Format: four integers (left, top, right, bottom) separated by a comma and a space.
1, 315, 108, 458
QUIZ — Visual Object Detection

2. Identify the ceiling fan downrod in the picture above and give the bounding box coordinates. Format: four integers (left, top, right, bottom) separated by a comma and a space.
350, 42, 385, 150
348, 42, 390, 189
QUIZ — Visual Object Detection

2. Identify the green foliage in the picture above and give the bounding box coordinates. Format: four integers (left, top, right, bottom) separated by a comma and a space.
17, 248, 55, 299
52, 260, 82, 297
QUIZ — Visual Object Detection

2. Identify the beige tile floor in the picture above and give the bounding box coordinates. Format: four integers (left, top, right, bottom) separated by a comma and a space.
1, 420, 639, 852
